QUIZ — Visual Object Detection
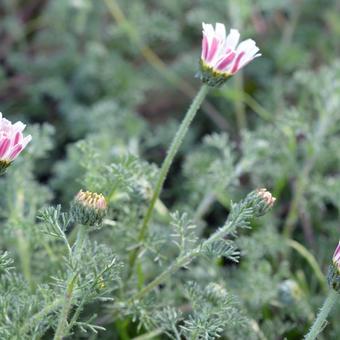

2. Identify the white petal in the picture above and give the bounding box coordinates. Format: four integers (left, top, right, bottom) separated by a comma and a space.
226, 29, 240, 50
22, 135, 32, 148
238, 52, 261, 70
237, 39, 256, 53
12, 121, 26, 132
215, 23, 226, 41
202, 23, 214, 37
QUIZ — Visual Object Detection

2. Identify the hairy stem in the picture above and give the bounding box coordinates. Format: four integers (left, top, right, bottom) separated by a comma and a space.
304, 290, 338, 340
53, 225, 87, 340
128, 84, 209, 276
130, 206, 243, 302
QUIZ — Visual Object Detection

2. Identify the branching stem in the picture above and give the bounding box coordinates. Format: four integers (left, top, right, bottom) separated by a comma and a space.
130, 208, 242, 302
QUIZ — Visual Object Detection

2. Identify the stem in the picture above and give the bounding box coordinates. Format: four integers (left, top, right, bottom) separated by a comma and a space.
234, 73, 247, 131
130, 211, 240, 302
132, 251, 195, 302
287, 239, 327, 293
13, 189, 34, 290
132, 328, 164, 340
53, 226, 87, 340
128, 84, 209, 275
74, 224, 87, 261
194, 192, 216, 223
283, 105, 331, 237
304, 290, 338, 340
16, 228, 34, 290
53, 274, 78, 340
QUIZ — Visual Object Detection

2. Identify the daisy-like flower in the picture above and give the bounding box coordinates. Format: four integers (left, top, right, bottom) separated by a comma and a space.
199, 23, 261, 87
0, 112, 32, 175
333, 241, 340, 271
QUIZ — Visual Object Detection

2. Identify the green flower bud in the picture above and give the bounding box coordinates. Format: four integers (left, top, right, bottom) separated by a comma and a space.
246, 188, 276, 217
71, 190, 107, 229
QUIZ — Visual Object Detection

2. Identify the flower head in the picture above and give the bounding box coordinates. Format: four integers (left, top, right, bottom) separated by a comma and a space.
0, 112, 32, 175
71, 190, 107, 228
199, 23, 261, 87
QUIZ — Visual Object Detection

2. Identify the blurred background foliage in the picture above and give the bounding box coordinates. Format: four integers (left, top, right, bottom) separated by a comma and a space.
0, 0, 340, 339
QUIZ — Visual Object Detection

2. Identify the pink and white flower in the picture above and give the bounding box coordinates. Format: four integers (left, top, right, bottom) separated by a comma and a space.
333, 241, 340, 270
0, 112, 32, 166
200, 23, 261, 78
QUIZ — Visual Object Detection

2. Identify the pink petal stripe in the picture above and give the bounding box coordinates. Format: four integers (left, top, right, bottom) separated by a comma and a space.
0, 138, 10, 158
14, 131, 22, 145
216, 52, 236, 71
8, 144, 23, 161
334, 242, 340, 263
206, 37, 219, 62
231, 51, 245, 74
202, 35, 209, 59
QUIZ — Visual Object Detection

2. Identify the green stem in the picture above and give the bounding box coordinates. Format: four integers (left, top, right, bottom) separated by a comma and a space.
287, 239, 327, 293
53, 226, 87, 340
132, 251, 195, 301
132, 328, 163, 340
304, 289, 338, 340
234, 73, 247, 131
16, 228, 34, 290
128, 84, 209, 275
130, 210, 241, 302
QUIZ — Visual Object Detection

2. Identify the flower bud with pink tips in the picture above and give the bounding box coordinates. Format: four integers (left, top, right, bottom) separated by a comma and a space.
70, 190, 107, 229
0, 112, 32, 175
199, 23, 261, 87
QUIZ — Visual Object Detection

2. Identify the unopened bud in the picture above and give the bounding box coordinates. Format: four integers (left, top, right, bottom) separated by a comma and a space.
71, 190, 107, 228
247, 188, 276, 217
257, 188, 276, 207
328, 241, 340, 292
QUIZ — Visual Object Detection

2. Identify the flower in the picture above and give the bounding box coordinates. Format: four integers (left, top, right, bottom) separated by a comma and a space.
198, 23, 261, 87
0, 112, 32, 175
333, 241, 340, 271
71, 190, 107, 228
